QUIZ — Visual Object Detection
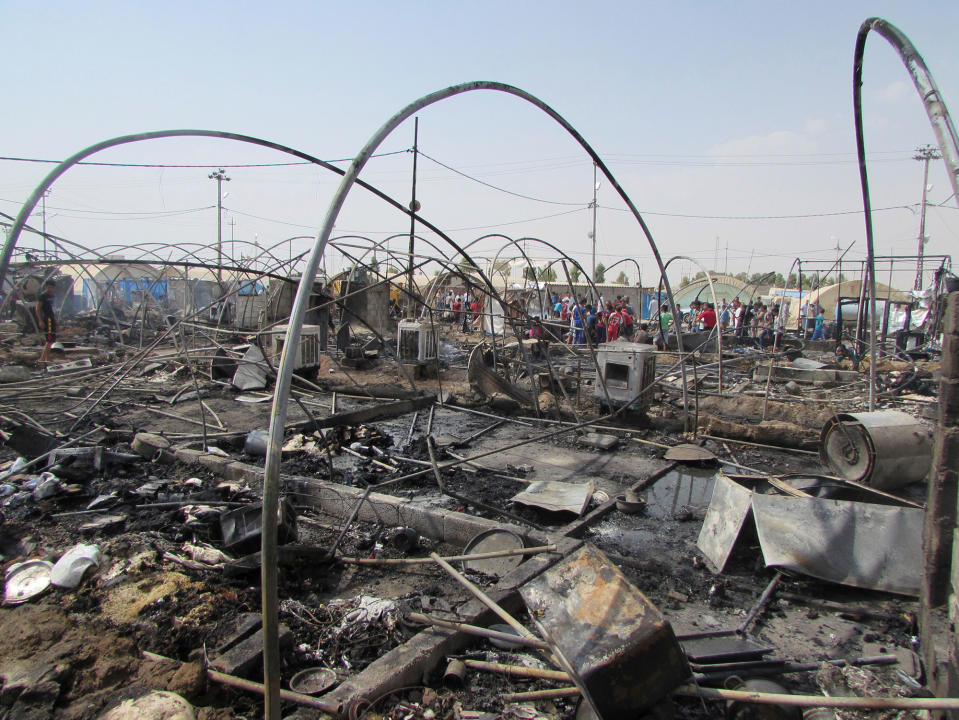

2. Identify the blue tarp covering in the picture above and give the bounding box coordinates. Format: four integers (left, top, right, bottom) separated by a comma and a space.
237, 280, 264, 295
641, 291, 666, 320
117, 278, 167, 303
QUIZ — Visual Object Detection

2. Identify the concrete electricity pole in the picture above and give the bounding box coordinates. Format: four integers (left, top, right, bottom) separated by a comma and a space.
589, 163, 599, 285
41, 189, 50, 258
914, 145, 941, 290
209, 169, 231, 282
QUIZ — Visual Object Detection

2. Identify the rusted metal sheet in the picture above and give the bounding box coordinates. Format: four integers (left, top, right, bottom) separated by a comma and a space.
819, 410, 932, 490
696, 473, 753, 572
520, 544, 689, 718
751, 493, 923, 596
665, 443, 716, 462
511, 479, 595, 516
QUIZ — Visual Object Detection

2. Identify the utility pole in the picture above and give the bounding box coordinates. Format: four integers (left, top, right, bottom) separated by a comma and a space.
914, 144, 941, 290
41, 190, 50, 258
407, 117, 419, 316
209, 169, 230, 282
590, 163, 598, 284
229, 217, 236, 267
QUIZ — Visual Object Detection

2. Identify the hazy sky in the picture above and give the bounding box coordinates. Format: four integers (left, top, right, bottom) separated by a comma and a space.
2, 1, 957, 288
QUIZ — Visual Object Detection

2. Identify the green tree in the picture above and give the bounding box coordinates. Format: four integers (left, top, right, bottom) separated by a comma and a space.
681, 275, 691, 285
537, 266, 557, 282
594, 263, 606, 283
569, 266, 581, 283
523, 265, 537, 281
615, 270, 629, 284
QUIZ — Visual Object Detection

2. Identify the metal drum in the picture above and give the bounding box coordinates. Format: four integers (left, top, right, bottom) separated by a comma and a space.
819, 410, 932, 490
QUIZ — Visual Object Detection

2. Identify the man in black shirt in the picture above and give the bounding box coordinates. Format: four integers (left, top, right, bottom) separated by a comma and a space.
36, 279, 57, 363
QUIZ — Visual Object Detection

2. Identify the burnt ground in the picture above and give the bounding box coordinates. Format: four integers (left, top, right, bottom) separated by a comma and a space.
0, 327, 937, 719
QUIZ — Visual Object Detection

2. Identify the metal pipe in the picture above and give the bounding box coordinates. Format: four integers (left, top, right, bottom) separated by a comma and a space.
853, 17, 959, 412
464, 659, 570, 682
260, 81, 693, 717
408, 612, 550, 649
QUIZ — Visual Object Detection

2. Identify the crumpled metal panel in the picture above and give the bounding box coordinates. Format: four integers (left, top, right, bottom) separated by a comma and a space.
511, 479, 595, 516
520, 544, 689, 719
696, 473, 754, 573
751, 493, 923, 596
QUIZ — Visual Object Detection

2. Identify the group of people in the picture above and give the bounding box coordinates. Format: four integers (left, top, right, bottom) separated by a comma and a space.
546, 292, 639, 345
651, 296, 792, 350
436, 290, 481, 332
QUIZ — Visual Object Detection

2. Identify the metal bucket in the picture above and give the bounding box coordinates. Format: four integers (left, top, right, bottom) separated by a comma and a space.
819, 411, 932, 490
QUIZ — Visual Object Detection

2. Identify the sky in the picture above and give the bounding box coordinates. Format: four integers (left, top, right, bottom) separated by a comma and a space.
1, 1, 958, 290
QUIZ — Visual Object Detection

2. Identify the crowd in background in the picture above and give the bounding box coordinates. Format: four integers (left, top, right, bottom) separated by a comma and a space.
544, 291, 644, 346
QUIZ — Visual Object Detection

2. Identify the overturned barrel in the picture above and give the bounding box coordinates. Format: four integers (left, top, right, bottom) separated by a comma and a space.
819, 410, 932, 490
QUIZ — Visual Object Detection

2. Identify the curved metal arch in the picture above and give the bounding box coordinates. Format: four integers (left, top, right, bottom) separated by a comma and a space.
0, 128, 484, 289
854, 17, 959, 411
470, 234, 595, 403
658, 256, 723, 391
600, 257, 643, 294
210, 236, 316, 332
472, 232, 603, 318
330, 233, 467, 320
261, 82, 690, 716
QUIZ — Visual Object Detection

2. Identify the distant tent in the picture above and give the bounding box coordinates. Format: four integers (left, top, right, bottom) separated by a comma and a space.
672, 274, 748, 309
786, 279, 912, 326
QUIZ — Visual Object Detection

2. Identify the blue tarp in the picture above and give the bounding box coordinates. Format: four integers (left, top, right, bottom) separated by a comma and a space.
641, 291, 666, 320
117, 278, 167, 303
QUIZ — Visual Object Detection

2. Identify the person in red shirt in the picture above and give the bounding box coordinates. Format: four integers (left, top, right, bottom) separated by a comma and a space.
470, 299, 480, 329
607, 306, 623, 341
697, 302, 717, 330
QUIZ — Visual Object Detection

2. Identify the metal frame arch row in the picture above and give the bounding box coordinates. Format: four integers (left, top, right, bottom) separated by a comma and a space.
485, 235, 616, 406
853, 16, 959, 411
658, 255, 722, 393
0, 128, 482, 287
261, 80, 688, 718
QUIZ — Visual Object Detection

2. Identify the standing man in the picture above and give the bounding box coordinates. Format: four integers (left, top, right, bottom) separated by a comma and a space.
811, 306, 826, 341
655, 303, 672, 350
36, 279, 57, 363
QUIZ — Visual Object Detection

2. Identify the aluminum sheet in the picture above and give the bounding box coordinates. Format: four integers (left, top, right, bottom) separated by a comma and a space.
751, 493, 923, 596
696, 473, 753, 573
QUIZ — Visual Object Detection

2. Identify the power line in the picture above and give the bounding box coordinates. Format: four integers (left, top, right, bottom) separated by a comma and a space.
222, 207, 317, 230
417, 150, 586, 207
597, 203, 917, 220
0, 149, 408, 169
0, 197, 214, 217
447, 207, 587, 232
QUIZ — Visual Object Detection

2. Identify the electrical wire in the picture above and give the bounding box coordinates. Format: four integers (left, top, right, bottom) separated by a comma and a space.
0, 197, 214, 218
597, 203, 918, 220
417, 150, 586, 206
0, 149, 408, 168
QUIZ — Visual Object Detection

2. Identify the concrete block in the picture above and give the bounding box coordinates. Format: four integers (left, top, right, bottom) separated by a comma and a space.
223, 461, 260, 483
952, 532, 959, 601
940, 379, 959, 422
941, 335, 959, 379
174, 448, 203, 465
210, 625, 292, 678
579, 432, 619, 450
942, 292, 959, 335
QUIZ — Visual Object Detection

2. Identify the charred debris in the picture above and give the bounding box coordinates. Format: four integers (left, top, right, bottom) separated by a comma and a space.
1, 19, 959, 717
0, 244, 954, 720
